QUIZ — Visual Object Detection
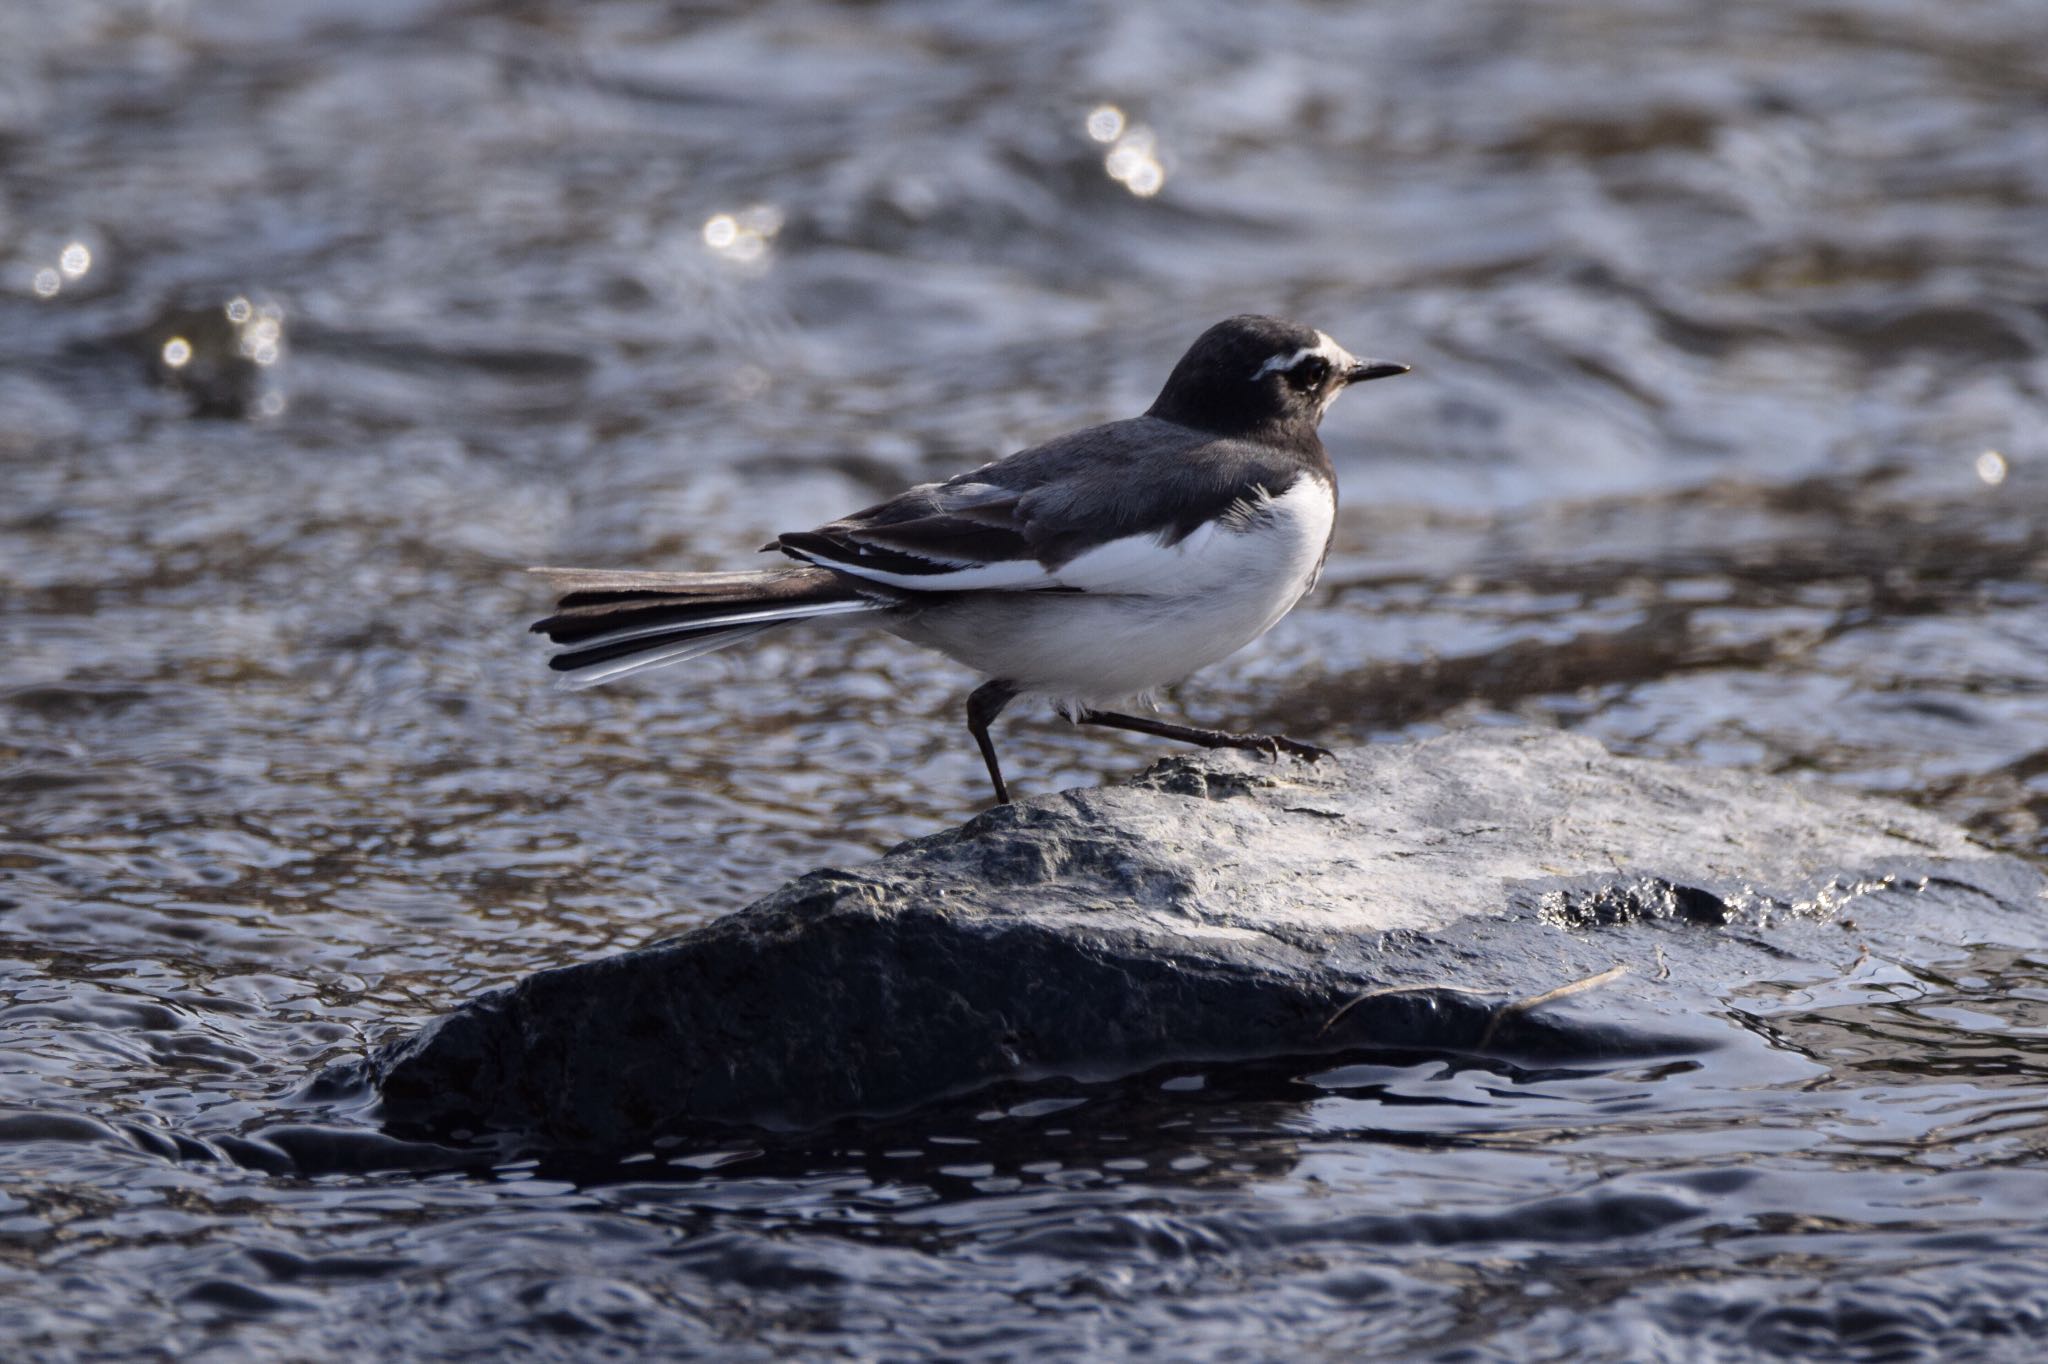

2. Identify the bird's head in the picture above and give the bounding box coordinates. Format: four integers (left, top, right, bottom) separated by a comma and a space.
1148, 314, 1408, 437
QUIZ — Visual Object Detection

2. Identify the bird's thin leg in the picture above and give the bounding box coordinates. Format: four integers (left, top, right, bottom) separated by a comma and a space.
966, 680, 1021, 804
1072, 708, 1332, 763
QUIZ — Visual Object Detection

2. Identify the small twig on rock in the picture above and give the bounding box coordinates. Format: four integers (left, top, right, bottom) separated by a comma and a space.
1318, 982, 1494, 1039
1477, 964, 1629, 1050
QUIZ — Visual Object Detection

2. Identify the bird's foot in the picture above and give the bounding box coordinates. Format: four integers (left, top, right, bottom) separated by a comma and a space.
1235, 733, 1333, 763
1071, 708, 1332, 766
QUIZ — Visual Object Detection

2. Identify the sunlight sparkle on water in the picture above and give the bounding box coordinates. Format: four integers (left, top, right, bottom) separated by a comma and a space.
1096, 117, 1166, 198
701, 205, 783, 266
32, 268, 60, 298
1975, 450, 2008, 486
1104, 128, 1166, 197
237, 302, 284, 366
59, 242, 92, 278
160, 336, 193, 369
1086, 104, 1125, 143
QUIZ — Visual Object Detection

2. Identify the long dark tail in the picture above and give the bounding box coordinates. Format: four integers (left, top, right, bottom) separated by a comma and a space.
530, 565, 887, 688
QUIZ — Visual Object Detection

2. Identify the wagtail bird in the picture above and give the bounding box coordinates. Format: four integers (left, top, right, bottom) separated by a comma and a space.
532, 314, 1408, 803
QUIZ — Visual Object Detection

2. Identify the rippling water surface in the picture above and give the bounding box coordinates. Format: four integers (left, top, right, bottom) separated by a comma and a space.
5, 0, 2048, 1357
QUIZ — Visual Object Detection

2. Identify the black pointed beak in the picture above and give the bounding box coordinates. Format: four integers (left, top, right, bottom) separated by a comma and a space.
1345, 360, 1410, 384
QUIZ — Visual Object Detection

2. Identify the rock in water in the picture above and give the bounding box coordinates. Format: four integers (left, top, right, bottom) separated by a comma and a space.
364, 729, 2043, 1150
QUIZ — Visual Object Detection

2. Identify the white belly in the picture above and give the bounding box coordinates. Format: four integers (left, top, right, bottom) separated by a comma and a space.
886, 475, 1334, 707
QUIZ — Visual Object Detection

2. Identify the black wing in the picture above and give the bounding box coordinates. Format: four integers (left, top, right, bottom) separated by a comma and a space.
770, 416, 1322, 589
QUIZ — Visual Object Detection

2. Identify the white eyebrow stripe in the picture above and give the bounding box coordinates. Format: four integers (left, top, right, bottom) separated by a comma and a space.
1250, 330, 1359, 380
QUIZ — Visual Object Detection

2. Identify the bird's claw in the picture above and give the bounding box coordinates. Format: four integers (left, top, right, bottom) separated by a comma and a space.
1247, 734, 1333, 763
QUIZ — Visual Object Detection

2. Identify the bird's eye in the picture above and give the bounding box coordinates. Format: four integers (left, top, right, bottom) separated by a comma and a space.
1286, 356, 1330, 390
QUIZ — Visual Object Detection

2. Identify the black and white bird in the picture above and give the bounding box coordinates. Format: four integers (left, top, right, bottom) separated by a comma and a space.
531, 315, 1408, 803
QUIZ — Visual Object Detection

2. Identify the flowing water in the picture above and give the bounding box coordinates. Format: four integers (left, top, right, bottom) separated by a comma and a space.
4, 0, 2048, 1357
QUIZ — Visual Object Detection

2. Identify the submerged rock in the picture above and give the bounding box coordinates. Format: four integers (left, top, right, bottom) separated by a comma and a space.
364, 729, 2043, 1150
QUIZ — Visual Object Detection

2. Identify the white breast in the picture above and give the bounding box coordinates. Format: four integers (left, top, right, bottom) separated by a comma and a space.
1053, 475, 1334, 601
889, 475, 1336, 706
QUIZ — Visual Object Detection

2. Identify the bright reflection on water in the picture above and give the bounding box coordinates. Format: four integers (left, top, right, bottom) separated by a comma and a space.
1103, 124, 1166, 197
702, 206, 783, 266
2, 0, 2047, 1358
1085, 103, 1126, 144
1089, 105, 1167, 197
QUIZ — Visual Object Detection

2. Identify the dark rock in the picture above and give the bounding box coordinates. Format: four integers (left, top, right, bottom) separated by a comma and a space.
363, 729, 2044, 1151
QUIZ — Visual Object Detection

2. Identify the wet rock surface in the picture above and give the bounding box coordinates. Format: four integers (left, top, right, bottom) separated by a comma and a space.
369, 729, 2043, 1149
